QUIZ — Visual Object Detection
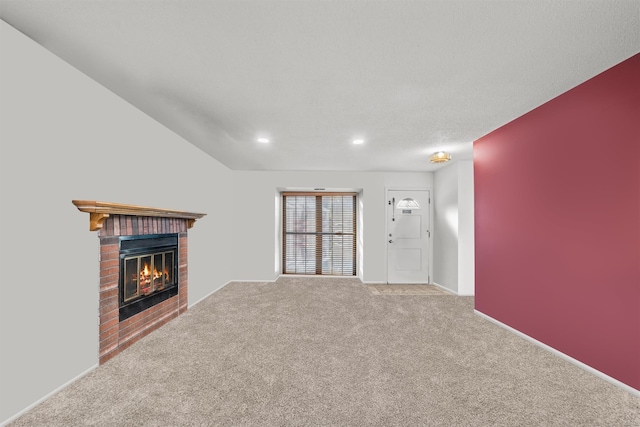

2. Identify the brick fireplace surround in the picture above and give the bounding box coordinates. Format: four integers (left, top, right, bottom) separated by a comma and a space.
72, 201, 205, 365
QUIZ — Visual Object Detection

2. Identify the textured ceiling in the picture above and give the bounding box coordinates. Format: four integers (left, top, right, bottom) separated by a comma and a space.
1, 1, 638, 171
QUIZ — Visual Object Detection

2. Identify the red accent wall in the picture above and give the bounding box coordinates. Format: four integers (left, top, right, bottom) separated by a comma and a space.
474, 54, 640, 391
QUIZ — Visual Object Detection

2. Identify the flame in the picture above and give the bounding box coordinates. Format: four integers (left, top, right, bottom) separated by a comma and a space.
139, 263, 152, 287
135, 259, 171, 295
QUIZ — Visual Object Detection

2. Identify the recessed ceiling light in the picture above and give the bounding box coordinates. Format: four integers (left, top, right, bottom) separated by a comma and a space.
352, 139, 364, 145
257, 137, 270, 143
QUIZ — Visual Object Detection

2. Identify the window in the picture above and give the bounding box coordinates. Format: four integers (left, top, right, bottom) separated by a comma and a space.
282, 192, 356, 276
396, 197, 420, 209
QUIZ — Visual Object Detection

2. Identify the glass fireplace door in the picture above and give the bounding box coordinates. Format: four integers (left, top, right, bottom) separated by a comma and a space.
123, 251, 174, 302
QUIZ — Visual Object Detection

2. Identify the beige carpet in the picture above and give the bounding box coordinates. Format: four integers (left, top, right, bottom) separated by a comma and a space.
8, 276, 640, 426
367, 283, 454, 296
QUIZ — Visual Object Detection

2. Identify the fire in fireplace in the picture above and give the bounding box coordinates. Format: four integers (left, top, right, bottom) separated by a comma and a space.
119, 234, 179, 321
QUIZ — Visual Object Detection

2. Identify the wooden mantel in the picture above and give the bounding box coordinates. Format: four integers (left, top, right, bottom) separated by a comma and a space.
72, 200, 206, 231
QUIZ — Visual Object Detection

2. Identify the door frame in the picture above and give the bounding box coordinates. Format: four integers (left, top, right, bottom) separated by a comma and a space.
385, 187, 433, 284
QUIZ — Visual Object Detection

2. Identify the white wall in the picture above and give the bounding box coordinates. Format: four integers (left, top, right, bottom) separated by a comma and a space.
433, 163, 460, 291
433, 160, 475, 295
231, 171, 432, 283
457, 160, 475, 296
0, 21, 234, 424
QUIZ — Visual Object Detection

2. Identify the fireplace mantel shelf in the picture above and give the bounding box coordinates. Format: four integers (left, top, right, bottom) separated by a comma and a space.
72, 200, 206, 231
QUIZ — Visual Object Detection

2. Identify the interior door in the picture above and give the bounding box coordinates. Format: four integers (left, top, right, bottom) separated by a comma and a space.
387, 190, 430, 284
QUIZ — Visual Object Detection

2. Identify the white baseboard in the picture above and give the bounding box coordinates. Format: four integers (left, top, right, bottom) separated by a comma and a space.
430, 281, 459, 295
279, 275, 372, 282
188, 279, 279, 309
1, 364, 98, 427
188, 280, 233, 308
474, 310, 640, 398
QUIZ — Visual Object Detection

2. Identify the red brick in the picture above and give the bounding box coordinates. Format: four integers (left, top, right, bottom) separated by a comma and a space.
117, 336, 137, 353
100, 265, 119, 278
102, 217, 114, 236
99, 333, 118, 352
99, 348, 120, 365
100, 275, 118, 290
100, 325, 119, 342
99, 316, 119, 333
100, 288, 118, 300
113, 216, 120, 235
101, 258, 119, 269
100, 301, 118, 316
100, 304, 118, 319
100, 246, 119, 262
120, 312, 142, 330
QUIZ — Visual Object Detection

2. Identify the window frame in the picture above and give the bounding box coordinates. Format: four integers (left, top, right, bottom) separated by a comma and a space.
282, 192, 357, 276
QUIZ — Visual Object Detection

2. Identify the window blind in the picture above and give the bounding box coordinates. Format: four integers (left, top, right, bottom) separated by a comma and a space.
282, 192, 356, 276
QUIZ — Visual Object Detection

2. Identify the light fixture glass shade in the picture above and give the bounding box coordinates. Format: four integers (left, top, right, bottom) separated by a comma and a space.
396, 198, 420, 209
429, 151, 452, 163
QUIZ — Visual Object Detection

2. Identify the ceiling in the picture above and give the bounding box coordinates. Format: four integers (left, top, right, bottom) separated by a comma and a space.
1, 1, 638, 172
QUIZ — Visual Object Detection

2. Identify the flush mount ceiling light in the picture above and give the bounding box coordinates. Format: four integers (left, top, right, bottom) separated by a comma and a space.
429, 151, 452, 163
257, 137, 270, 143
352, 139, 364, 145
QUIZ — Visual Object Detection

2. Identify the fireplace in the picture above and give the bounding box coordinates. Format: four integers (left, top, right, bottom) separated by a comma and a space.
119, 234, 179, 321
72, 200, 205, 364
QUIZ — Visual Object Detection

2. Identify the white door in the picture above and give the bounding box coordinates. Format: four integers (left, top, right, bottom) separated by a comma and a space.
387, 190, 430, 284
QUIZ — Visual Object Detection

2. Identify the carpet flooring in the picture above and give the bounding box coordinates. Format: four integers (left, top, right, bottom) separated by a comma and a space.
366, 283, 454, 296
8, 276, 640, 426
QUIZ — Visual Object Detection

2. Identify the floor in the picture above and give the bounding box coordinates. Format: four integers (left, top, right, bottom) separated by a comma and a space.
366, 283, 454, 296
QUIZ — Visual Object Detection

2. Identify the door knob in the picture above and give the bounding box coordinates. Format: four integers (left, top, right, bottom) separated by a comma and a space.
389, 239, 393, 243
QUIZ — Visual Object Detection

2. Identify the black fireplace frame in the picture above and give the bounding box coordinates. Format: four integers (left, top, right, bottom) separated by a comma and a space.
118, 233, 179, 321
